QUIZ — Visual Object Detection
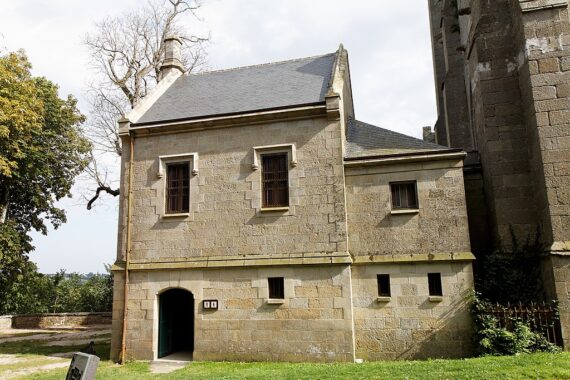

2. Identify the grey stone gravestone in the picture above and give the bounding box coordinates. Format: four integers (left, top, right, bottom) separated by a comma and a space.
65, 352, 100, 380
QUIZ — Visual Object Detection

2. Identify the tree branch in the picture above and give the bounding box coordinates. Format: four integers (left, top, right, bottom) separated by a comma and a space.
86, 185, 120, 210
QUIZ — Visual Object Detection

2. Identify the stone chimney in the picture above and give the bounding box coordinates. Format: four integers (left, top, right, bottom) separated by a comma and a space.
423, 126, 436, 143
159, 36, 184, 81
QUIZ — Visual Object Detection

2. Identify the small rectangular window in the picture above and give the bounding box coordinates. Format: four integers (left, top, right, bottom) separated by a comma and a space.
166, 162, 190, 214
268, 277, 284, 299
428, 273, 443, 296
262, 153, 289, 208
377, 274, 391, 297
390, 181, 418, 210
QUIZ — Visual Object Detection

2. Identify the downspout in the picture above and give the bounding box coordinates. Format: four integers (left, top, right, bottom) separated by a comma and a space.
120, 132, 135, 364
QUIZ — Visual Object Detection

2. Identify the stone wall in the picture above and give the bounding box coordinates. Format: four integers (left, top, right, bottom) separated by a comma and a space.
345, 158, 471, 258
512, 0, 570, 348
352, 261, 473, 360
429, 0, 539, 245
428, 0, 450, 146
344, 156, 474, 359
111, 265, 355, 362
1, 313, 112, 329
118, 116, 348, 264
428, 0, 570, 349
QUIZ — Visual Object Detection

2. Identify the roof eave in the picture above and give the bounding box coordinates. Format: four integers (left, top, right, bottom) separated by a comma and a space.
128, 102, 328, 135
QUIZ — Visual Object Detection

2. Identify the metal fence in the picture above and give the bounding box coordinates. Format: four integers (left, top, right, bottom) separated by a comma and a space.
486, 301, 561, 346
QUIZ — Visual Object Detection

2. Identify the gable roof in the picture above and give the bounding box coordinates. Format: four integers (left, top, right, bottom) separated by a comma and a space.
135, 52, 337, 125
345, 118, 453, 159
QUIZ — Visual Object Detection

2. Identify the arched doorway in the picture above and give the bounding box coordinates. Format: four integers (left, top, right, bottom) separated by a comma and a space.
158, 288, 194, 359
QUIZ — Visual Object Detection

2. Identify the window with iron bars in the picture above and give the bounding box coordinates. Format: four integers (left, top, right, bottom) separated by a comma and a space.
166, 162, 190, 214
262, 153, 289, 208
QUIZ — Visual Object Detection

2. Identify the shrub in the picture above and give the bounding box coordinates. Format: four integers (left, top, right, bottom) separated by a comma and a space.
471, 295, 560, 356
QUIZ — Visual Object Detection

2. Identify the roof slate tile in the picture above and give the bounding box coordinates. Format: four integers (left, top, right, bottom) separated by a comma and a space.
136, 53, 336, 124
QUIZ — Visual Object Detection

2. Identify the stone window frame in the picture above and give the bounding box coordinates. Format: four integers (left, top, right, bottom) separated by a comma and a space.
389, 180, 420, 215
157, 153, 199, 218
376, 274, 391, 302
268, 277, 285, 302
428, 272, 444, 302
266, 276, 287, 305
250, 144, 298, 214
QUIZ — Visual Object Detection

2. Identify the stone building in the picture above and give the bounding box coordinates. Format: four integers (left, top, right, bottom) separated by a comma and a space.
428, 0, 570, 348
111, 40, 475, 362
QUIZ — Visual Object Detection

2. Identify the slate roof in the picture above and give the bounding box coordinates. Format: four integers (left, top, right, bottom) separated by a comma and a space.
345, 118, 452, 159
135, 53, 337, 125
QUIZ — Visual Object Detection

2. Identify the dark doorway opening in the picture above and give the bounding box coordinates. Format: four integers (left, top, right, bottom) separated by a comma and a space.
158, 288, 194, 359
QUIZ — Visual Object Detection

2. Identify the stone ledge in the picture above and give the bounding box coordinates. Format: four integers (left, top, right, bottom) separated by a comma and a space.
352, 252, 475, 265
519, 0, 568, 12
551, 241, 570, 253
112, 252, 353, 271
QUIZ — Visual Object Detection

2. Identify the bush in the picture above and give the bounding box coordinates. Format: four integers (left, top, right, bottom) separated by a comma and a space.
471, 295, 560, 356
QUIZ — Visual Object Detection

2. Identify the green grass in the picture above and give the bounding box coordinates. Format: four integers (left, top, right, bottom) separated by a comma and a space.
15, 343, 570, 380
2, 334, 568, 380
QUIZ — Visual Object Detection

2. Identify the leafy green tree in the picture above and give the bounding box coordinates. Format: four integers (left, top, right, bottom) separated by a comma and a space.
0, 50, 91, 314
79, 273, 113, 312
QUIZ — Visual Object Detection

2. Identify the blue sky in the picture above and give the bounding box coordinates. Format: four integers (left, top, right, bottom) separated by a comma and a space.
0, 0, 436, 273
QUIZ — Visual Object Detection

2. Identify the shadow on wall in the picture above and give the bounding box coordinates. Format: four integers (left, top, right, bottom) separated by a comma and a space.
396, 291, 474, 360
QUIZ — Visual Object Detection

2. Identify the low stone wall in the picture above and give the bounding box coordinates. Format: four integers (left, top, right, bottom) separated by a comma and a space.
1, 312, 112, 329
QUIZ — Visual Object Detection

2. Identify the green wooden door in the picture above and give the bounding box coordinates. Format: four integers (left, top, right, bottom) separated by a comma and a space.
158, 293, 173, 358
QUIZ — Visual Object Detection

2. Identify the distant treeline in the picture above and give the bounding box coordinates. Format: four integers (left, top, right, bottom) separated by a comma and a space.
0, 269, 112, 315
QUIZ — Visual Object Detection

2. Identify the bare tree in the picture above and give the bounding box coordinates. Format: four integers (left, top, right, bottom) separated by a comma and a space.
84, 0, 208, 209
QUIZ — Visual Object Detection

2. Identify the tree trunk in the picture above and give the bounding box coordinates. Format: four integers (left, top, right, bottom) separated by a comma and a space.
0, 188, 9, 224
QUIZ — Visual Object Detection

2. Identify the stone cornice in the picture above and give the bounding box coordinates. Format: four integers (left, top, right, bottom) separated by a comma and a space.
518, 0, 568, 12
111, 252, 353, 271
344, 151, 466, 168
352, 252, 476, 264
111, 251, 476, 271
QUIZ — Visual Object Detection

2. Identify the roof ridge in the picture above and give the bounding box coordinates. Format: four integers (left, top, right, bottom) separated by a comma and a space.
186, 52, 337, 77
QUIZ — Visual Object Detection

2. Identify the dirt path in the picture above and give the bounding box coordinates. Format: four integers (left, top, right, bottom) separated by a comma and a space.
0, 325, 110, 344
0, 326, 111, 379
0, 360, 69, 380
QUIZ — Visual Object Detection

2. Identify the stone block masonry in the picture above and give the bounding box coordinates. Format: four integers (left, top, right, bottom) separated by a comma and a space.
428, 0, 570, 349
352, 262, 474, 360
114, 265, 355, 362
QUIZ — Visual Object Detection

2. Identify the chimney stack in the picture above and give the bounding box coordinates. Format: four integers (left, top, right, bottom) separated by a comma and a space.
159, 36, 184, 80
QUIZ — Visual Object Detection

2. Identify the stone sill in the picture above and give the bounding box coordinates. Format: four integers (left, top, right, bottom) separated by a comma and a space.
260, 207, 289, 213
429, 296, 444, 302
266, 298, 285, 305
161, 213, 190, 218
390, 209, 419, 215
376, 296, 391, 302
